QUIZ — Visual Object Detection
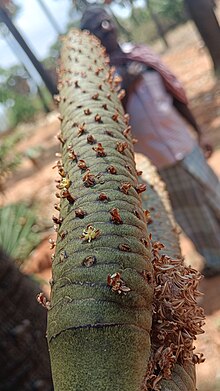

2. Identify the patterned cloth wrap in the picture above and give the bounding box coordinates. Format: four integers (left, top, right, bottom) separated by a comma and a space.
159, 145, 220, 269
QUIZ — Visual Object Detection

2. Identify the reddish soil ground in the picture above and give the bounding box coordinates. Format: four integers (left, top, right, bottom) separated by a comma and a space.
1, 14, 220, 391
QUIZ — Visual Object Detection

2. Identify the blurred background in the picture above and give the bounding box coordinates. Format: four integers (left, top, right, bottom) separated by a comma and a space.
0, 1, 220, 391
0, 0, 219, 132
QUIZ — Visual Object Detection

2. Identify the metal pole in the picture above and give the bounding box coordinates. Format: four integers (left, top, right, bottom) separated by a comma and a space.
1, 30, 51, 113
36, 0, 62, 35
0, 7, 58, 96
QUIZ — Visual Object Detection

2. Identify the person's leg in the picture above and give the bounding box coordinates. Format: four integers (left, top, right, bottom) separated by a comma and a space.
158, 162, 220, 274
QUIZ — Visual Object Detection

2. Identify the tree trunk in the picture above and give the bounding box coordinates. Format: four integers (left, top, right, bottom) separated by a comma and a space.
0, 248, 53, 391
184, 0, 220, 73
0, 7, 58, 96
147, 0, 169, 48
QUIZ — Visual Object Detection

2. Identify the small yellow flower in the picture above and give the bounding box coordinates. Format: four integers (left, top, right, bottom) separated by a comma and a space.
81, 225, 100, 242
59, 177, 71, 189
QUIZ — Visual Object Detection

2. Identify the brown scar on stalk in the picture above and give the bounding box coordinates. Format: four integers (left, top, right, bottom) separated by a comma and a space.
95, 67, 104, 76
152, 242, 165, 258
125, 164, 133, 174
82, 170, 96, 187
58, 114, 63, 122
112, 111, 119, 122
56, 132, 66, 145
119, 182, 131, 194
124, 113, 130, 125
77, 123, 86, 137
66, 80, 72, 87
107, 272, 131, 294
110, 208, 123, 224
92, 93, 99, 100
67, 145, 78, 161
54, 94, 61, 104
75, 208, 86, 218
135, 184, 147, 194
104, 130, 114, 137
141, 270, 153, 285
84, 108, 92, 115
61, 189, 76, 204
118, 89, 126, 100
52, 160, 65, 177
93, 143, 106, 157
123, 126, 131, 138
116, 141, 128, 154
113, 75, 122, 87
54, 203, 60, 211
49, 278, 54, 287
87, 134, 96, 144
98, 192, 109, 202
141, 237, 150, 248
106, 165, 117, 174
144, 209, 153, 225
58, 167, 66, 178
49, 238, 56, 249
82, 256, 96, 267
118, 243, 131, 252
95, 114, 103, 123
78, 160, 87, 170
58, 230, 68, 240
36, 292, 51, 310
133, 209, 141, 219
52, 215, 63, 225
59, 250, 68, 262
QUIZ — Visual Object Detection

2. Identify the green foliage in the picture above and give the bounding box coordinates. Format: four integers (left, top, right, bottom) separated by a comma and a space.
118, 1, 187, 44
0, 65, 39, 129
0, 202, 42, 264
120, 6, 155, 43
7, 94, 38, 128
0, 130, 23, 190
149, 0, 187, 25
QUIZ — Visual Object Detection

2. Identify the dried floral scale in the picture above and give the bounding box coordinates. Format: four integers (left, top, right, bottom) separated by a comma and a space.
137, 155, 205, 390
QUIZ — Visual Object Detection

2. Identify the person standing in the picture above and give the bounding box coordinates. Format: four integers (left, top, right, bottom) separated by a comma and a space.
80, 7, 220, 277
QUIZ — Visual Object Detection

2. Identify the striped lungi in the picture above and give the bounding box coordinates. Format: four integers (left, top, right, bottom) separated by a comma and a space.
158, 145, 220, 269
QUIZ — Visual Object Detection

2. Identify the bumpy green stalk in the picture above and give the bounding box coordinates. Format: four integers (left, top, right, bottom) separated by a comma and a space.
47, 30, 153, 391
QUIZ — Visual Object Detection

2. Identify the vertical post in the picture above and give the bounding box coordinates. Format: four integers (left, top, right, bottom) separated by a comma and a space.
184, 0, 220, 73
0, 7, 58, 96
36, 0, 62, 35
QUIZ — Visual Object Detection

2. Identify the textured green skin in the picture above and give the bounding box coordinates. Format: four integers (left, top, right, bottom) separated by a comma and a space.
47, 30, 153, 391
136, 154, 181, 258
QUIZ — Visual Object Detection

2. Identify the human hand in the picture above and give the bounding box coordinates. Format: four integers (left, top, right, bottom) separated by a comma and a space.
119, 62, 146, 92
199, 135, 213, 159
